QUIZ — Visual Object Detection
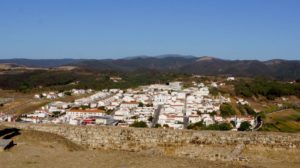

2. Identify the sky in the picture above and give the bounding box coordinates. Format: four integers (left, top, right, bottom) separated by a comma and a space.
0, 0, 299, 60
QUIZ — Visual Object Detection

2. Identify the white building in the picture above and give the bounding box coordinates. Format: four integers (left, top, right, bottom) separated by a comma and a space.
227, 77, 235, 81
66, 108, 105, 118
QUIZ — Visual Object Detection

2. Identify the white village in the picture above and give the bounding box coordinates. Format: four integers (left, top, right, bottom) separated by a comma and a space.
16, 79, 256, 130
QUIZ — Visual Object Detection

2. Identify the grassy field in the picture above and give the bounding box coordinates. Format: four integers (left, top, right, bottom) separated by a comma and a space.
260, 109, 300, 132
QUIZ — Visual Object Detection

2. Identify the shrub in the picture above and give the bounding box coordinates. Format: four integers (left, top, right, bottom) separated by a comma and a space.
238, 121, 251, 131
209, 87, 219, 96
238, 104, 256, 116
138, 102, 144, 107
163, 124, 169, 128
130, 121, 147, 128
230, 120, 236, 127
154, 124, 161, 128
206, 123, 232, 131
188, 121, 232, 131
187, 121, 204, 130
148, 116, 153, 122
220, 103, 236, 117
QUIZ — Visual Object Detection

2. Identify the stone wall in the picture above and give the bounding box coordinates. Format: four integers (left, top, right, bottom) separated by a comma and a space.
1, 122, 300, 160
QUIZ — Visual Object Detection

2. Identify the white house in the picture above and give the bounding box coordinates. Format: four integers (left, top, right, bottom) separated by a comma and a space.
34, 94, 41, 99
120, 102, 139, 109
227, 77, 235, 81
169, 82, 182, 90
66, 108, 105, 118
189, 115, 202, 123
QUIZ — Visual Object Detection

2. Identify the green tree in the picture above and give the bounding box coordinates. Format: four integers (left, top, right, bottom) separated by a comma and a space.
105, 109, 113, 115
138, 102, 144, 107
209, 87, 219, 96
148, 116, 153, 122
18, 82, 30, 92
238, 121, 251, 131
220, 103, 236, 117
209, 111, 217, 117
206, 123, 232, 131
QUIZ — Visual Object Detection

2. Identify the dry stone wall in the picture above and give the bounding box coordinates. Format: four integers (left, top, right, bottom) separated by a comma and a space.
1, 122, 300, 160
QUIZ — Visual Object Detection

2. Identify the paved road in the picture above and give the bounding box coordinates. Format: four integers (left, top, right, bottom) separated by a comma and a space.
252, 116, 263, 131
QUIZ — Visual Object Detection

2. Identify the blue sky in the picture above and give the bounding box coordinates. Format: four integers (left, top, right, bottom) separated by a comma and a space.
0, 0, 299, 60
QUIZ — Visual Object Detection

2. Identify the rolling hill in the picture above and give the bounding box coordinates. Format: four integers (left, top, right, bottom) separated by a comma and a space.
0, 55, 299, 80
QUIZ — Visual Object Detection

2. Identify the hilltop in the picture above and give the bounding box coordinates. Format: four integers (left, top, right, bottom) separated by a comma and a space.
0, 55, 299, 80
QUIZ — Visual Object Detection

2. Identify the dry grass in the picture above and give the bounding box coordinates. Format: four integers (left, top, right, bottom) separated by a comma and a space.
262, 109, 300, 132
0, 90, 93, 116
1, 126, 300, 168
0, 126, 248, 168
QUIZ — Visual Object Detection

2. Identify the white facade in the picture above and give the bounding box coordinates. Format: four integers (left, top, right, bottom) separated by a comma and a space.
66, 109, 105, 118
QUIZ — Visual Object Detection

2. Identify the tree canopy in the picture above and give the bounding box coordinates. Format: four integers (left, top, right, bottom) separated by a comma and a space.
220, 103, 236, 117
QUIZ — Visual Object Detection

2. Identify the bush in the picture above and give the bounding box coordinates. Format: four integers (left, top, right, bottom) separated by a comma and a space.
138, 102, 144, 107
209, 87, 219, 96
130, 115, 138, 119
230, 120, 236, 127
163, 124, 169, 128
238, 104, 256, 116
64, 91, 72, 96
187, 121, 204, 130
130, 121, 147, 128
52, 111, 61, 117
154, 124, 161, 128
238, 121, 251, 131
188, 121, 232, 131
220, 103, 236, 117
206, 123, 232, 131
148, 116, 153, 122
209, 111, 217, 117
105, 109, 113, 115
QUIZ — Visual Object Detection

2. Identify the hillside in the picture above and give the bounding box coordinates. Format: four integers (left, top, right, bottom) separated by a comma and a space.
0, 55, 300, 80
0, 59, 81, 68
71, 56, 300, 80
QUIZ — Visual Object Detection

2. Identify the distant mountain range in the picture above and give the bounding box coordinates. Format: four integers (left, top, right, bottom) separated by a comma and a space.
0, 58, 82, 68
0, 55, 299, 80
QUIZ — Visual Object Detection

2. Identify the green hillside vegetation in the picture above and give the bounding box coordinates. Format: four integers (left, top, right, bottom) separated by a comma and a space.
260, 109, 300, 132
234, 79, 300, 100
0, 70, 189, 92
237, 104, 257, 116
220, 103, 236, 117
